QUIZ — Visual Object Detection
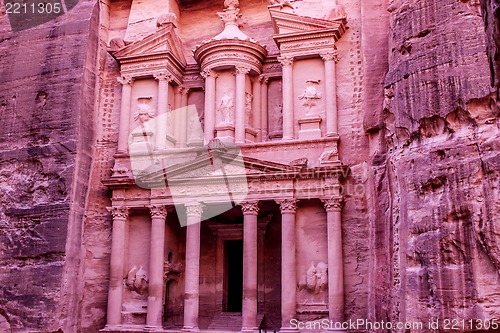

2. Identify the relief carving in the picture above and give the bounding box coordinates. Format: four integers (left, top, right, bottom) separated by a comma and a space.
268, 0, 295, 10
218, 89, 235, 125
134, 97, 155, 130
298, 80, 322, 115
245, 92, 253, 126
125, 265, 149, 295
306, 262, 328, 294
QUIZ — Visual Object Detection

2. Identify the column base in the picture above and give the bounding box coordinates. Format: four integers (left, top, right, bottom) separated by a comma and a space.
280, 327, 299, 333
298, 116, 322, 140
144, 325, 164, 331
181, 326, 200, 332
241, 327, 259, 333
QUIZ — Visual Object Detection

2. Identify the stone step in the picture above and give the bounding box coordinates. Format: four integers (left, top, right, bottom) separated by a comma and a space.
208, 312, 264, 331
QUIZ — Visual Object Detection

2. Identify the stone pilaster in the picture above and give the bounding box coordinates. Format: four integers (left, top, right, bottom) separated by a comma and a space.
117, 76, 134, 153
182, 203, 204, 332
276, 199, 299, 332
320, 51, 340, 136
201, 68, 218, 144
146, 205, 167, 328
106, 206, 128, 327
154, 72, 173, 150
241, 201, 260, 333
322, 197, 345, 331
235, 66, 251, 144
252, 77, 262, 141
278, 57, 294, 140
260, 76, 269, 141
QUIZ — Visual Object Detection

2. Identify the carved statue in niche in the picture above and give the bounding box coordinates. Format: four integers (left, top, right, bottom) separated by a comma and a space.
273, 104, 283, 132
134, 97, 155, 131
298, 80, 322, 116
245, 92, 253, 126
218, 89, 234, 125
166, 103, 174, 136
306, 262, 328, 294
125, 265, 149, 295
188, 112, 203, 142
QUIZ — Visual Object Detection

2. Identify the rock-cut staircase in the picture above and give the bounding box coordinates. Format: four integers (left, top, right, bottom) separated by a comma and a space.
208, 312, 264, 331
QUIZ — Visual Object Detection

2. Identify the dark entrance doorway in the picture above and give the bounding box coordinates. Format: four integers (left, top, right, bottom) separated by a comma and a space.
224, 240, 243, 312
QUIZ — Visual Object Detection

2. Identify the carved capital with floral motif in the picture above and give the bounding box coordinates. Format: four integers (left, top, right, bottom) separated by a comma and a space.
201, 68, 219, 79
153, 71, 173, 82
276, 198, 298, 213
117, 75, 134, 86
185, 202, 204, 218
322, 197, 343, 212
235, 66, 251, 75
277, 56, 294, 67
107, 206, 128, 219
150, 205, 168, 218
240, 201, 260, 215
320, 51, 340, 63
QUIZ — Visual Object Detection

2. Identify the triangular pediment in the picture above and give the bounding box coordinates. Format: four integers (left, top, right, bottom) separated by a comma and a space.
269, 9, 347, 37
111, 24, 186, 66
136, 150, 303, 187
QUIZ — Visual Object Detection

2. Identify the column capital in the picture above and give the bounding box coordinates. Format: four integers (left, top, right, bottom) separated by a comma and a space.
235, 66, 251, 75
150, 205, 168, 218
276, 199, 298, 213
176, 85, 190, 95
240, 201, 260, 215
322, 197, 344, 212
107, 206, 128, 219
117, 75, 134, 86
259, 75, 269, 84
320, 51, 340, 63
277, 56, 294, 67
201, 68, 219, 79
185, 202, 204, 218
153, 71, 173, 82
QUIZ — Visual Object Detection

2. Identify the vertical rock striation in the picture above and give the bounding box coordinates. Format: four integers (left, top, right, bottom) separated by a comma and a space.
367, 0, 500, 328
0, 1, 99, 331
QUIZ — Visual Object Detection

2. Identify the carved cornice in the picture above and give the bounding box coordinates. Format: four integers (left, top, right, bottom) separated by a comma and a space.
240, 201, 260, 215
320, 51, 340, 63
153, 71, 173, 82
277, 56, 294, 67
201, 68, 219, 79
322, 197, 343, 212
185, 202, 204, 218
235, 66, 251, 75
150, 205, 168, 218
107, 206, 128, 219
276, 198, 298, 213
117, 75, 134, 86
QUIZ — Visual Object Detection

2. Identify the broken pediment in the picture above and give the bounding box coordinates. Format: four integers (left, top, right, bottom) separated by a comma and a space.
110, 23, 186, 81
269, 9, 347, 56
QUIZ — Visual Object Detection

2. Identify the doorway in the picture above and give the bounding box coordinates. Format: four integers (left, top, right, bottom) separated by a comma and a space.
224, 240, 243, 312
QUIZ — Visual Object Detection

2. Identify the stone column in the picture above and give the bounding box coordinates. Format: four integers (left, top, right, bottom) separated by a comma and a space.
202, 69, 217, 144
278, 56, 294, 140
154, 72, 172, 150
260, 76, 269, 141
241, 201, 260, 333
182, 203, 204, 332
179, 86, 189, 147
174, 85, 183, 146
252, 77, 262, 142
146, 205, 167, 328
106, 206, 128, 327
117, 76, 134, 153
276, 199, 298, 332
321, 52, 340, 136
322, 197, 345, 330
235, 66, 250, 144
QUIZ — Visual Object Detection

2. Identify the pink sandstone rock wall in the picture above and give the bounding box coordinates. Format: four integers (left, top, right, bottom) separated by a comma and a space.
365, 0, 500, 328
0, 0, 101, 331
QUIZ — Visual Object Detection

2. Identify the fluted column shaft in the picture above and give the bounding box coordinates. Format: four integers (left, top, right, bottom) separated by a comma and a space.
321, 52, 340, 136
277, 199, 298, 332
106, 206, 128, 326
179, 87, 189, 147
235, 66, 250, 144
202, 69, 217, 144
146, 205, 167, 327
260, 77, 269, 141
252, 78, 262, 141
323, 198, 345, 327
279, 57, 294, 140
154, 72, 172, 150
117, 76, 133, 153
241, 202, 260, 332
183, 203, 204, 332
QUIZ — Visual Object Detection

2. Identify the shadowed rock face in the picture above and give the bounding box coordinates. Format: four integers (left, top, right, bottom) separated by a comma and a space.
368, 0, 500, 326
481, 0, 500, 90
0, 1, 99, 331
